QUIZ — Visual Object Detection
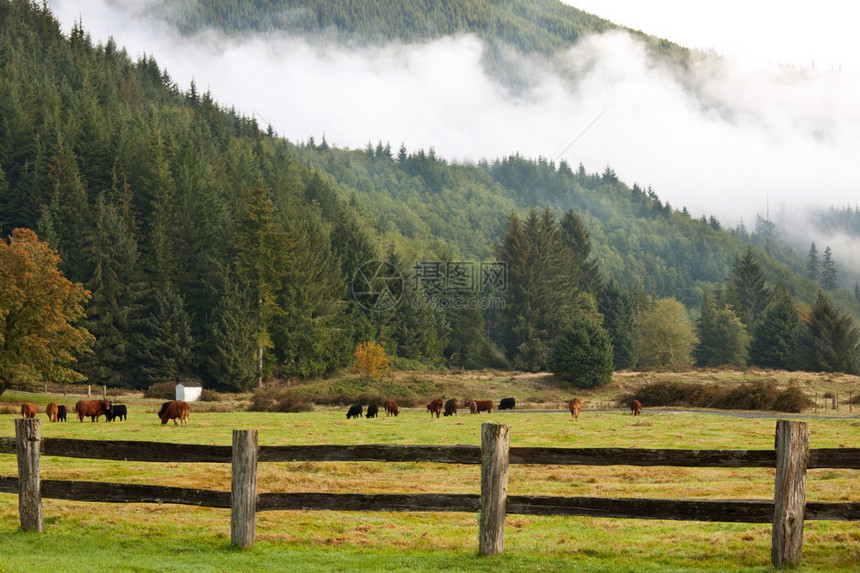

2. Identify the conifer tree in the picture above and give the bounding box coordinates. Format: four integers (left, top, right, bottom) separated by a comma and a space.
806, 243, 819, 282
234, 177, 292, 386
693, 289, 749, 367
729, 248, 771, 331
797, 293, 860, 374
133, 286, 195, 388
749, 283, 801, 369
548, 313, 613, 388
821, 246, 838, 290
597, 280, 638, 369
207, 274, 258, 392
80, 199, 143, 386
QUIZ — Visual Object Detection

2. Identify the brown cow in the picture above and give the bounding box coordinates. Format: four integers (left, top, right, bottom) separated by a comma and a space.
465, 399, 477, 414
443, 398, 457, 416
469, 399, 493, 414
75, 399, 111, 422
21, 402, 37, 419
45, 402, 59, 422
631, 399, 642, 418
383, 399, 399, 417
158, 400, 190, 426
427, 398, 443, 418
568, 398, 582, 420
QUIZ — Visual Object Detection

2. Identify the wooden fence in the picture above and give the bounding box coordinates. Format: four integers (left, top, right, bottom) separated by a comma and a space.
2, 419, 859, 567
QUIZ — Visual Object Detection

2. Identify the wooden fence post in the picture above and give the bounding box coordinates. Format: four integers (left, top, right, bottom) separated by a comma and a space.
479, 422, 510, 556
15, 418, 43, 532
231, 429, 258, 548
772, 420, 809, 568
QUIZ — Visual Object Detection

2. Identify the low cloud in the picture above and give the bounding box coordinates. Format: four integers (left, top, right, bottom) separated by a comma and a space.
49, 1, 860, 265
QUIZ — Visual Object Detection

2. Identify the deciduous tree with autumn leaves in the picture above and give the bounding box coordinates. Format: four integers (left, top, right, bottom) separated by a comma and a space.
0, 229, 94, 390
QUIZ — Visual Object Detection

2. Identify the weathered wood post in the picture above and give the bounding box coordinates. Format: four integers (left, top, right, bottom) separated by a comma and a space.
231, 429, 258, 548
479, 422, 510, 556
103, 385, 107, 399
772, 420, 809, 568
15, 417, 43, 532
87, 384, 91, 397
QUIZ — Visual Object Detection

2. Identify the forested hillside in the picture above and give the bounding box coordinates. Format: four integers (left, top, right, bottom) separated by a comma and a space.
126, 0, 691, 90
2, 0, 859, 393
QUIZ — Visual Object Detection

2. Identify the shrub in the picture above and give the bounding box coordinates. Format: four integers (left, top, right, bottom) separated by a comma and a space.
622, 379, 814, 412
199, 389, 222, 402
772, 386, 814, 413
249, 388, 313, 413
144, 382, 176, 399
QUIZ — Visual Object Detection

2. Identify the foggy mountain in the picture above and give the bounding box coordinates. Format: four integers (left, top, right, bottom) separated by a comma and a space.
44, 0, 860, 284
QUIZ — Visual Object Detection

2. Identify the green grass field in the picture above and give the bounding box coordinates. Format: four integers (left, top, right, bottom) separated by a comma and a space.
2, 397, 859, 572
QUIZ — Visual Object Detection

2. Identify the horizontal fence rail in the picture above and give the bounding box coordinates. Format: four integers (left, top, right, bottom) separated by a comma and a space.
3, 438, 860, 469
2, 419, 859, 567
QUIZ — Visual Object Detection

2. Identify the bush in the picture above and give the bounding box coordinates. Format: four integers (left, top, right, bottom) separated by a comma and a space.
144, 382, 176, 399
621, 379, 814, 412
548, 314, 614, 389
199, 389, 222, 402
772, 386, 814, 413
248, 388, 313, 413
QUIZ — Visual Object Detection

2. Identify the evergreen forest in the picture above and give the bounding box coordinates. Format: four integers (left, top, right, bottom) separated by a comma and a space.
1, 0, 859, 393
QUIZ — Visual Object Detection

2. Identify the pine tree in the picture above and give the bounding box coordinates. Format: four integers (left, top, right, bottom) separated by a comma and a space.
806, 243, 819, 282
797, 293, 860, 374
80, 198, 144, 387
597, 280, 638, 369
133, 286, 196, 388
729, 248, 771, 331
693, 289, 749, 367
749, 284, 801, 369
821, 246, 838, 290
234, 177, 292, 386
547, 313, 613, 388
206, 275, 258, 392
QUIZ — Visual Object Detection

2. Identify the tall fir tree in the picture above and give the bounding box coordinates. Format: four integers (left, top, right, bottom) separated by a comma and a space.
234, 177, 292, 386
729, 248, 771, 331
821, 246, 838, 290
597, 280, 638, 369
132, 286, 196, 387
806, 242, 819, 282
749, 283, 801, 370
693, 289, 749, 367
80, 198, 144, 386
797, 293, 860, 374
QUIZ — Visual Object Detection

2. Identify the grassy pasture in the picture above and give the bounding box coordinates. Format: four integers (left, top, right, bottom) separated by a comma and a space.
1, 402, 859, 572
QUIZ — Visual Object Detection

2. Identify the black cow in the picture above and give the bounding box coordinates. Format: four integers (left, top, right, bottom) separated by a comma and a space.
499, 397, 516, 410
57, 405, 67, 422
443, 398, 457, 416
366, 404, 379, 418
106, 404, 128, 422
346, 404, 363, 419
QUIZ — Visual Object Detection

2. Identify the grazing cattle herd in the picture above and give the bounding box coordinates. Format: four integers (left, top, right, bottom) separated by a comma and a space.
11, 393, 646, 427
342, 397, 643, 421
12, 400, 192, 426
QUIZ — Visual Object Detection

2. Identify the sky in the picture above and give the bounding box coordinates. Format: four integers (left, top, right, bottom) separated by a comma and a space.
45, 1, 859, 250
